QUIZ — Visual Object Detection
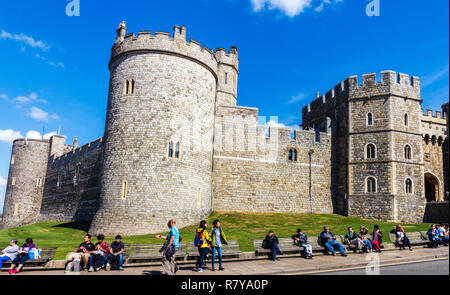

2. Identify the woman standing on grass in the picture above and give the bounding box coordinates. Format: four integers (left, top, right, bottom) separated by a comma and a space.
9, 238, 36, 274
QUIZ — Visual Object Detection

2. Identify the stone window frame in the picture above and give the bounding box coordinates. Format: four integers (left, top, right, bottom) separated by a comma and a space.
13, 203, 19, 216
122, 78, 136, 95
288, 148, 297, 161
11, 155, 15, 165
404, 113, 409, 127
224, 72, 228, 84
121, 180, 128, 200
365, 176, 377, 193
364, 143, 377, 160
168, 141, 181, 159
366, 112, 374, 126
404, 177, 414, 194
36, 178, 42, 188
403, 144, 412, 160
11, 177, 16, 186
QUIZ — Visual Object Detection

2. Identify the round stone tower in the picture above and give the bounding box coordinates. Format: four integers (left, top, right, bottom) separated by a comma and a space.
89, 23, 225, 235
0, 139, 49, 229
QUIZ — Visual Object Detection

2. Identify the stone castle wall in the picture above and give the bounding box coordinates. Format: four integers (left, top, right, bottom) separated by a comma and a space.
212, 105, 333, 214
38, 138, 103, 222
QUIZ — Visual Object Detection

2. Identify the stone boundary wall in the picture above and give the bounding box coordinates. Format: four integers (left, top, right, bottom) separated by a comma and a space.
423, 202, 449, 223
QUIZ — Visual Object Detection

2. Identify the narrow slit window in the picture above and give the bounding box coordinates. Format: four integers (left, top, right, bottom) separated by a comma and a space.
11, 155, 15, 165
175, 142, 180, 158
121, 180, 128, 199
405, 178, 413, 194
404, 145, 412, 160
11, 177, 16, 186
168, 142, 174, 158
404, 113, 409, 126
367, 113, 373, 126
225, 72, 228, 84
14, 203, 19, 216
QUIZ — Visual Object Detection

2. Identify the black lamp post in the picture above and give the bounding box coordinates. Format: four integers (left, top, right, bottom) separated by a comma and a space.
308, 149, 314, 214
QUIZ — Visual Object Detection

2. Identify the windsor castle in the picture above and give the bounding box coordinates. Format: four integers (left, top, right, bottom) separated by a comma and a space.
1, 23, 448, 235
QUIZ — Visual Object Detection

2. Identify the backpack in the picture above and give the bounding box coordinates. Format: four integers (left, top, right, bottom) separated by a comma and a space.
194, 230, 205, 247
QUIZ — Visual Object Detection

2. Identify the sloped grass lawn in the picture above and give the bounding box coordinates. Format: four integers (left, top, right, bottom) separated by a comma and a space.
0, 212, 431, 260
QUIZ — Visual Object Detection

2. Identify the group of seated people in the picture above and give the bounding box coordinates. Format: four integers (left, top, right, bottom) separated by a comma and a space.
0, 238, 37, 274
264, 225, 384, 261
1, 223, 448, 273
65, 234, 125, 273
425, 224, 449, 248
263, 223, 449, 261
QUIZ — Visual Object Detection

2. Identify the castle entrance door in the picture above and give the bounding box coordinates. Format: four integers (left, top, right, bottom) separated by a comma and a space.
424, 173, 439, 202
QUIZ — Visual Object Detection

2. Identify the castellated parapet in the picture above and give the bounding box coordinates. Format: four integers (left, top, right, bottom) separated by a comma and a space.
2, 24, 448, 232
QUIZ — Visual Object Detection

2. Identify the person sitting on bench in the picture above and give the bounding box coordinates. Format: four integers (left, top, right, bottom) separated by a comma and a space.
292, 229, 313, 259
319, 226, 347, 256
263, 231, 284, 261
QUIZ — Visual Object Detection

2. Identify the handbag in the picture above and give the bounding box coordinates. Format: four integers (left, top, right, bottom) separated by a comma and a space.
28, 248, 41, 260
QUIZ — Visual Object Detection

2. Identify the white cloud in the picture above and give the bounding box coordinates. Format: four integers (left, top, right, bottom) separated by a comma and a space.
421, 65, 449, 88
0, 129, 59, 144
28, 106, 59, 122
0, 129, 23, 144
265, 119, 288, 129
287, 92, 308, 104
0, 94, 8, 100
35, 53, 64, 69
0, 176, 6, 189
251, 0, 312, 17
25, 130, 57, 140
251, 0, 343, 17
0, 29, 51, 51
14, 92, 47, 104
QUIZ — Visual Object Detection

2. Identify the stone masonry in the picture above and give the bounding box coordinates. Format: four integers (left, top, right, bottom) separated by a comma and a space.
0, 22, 448, 233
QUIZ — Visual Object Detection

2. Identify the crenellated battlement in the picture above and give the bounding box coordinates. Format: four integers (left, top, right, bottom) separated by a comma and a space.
303, 71, 422, 121
110, 22, 238, 78
50, 137, 103, 168
422, 108, 447, 119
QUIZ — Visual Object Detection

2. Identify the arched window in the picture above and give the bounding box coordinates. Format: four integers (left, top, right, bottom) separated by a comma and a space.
123, 79, 136, 95
438, 136, 443, 146
404, 113, 409, 126
366, 177, 377, 193
288, 149, 293, 161
424, 134, 430, 144
404, 144, 412, 160
405, 178, 413, 194
293, 149, 297, 161
168, 142, 174, 158
367, 113, 373, 126
366, 143, 376, 159
431, 135, 436, 145
175, 142, 180, 158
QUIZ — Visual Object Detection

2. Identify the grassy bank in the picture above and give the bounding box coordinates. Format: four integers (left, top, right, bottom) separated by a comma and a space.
0, 212, 431, 260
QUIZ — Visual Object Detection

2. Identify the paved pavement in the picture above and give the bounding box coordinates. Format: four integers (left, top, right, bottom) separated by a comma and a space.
314, 259, 449, 275
1, 247, 448, 275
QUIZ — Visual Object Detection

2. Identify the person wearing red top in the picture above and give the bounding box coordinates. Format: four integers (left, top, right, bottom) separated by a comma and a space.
93, 234, 109, 271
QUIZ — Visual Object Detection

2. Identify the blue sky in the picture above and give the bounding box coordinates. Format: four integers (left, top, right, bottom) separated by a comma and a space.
0, 0, 448, 212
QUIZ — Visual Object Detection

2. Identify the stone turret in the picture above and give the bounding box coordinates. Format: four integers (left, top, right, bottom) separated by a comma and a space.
0, 139, 49, 228
89, 23, 233, 235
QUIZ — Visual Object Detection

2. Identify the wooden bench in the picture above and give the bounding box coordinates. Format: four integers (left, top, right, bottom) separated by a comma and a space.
419, 231, 448, 247
389, 232, 427, 248
127, 243, 186, 263
187, 240, 240, 261
254, 238, 303, 257
340, 235, 373, 252
1, 247, 57, 268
